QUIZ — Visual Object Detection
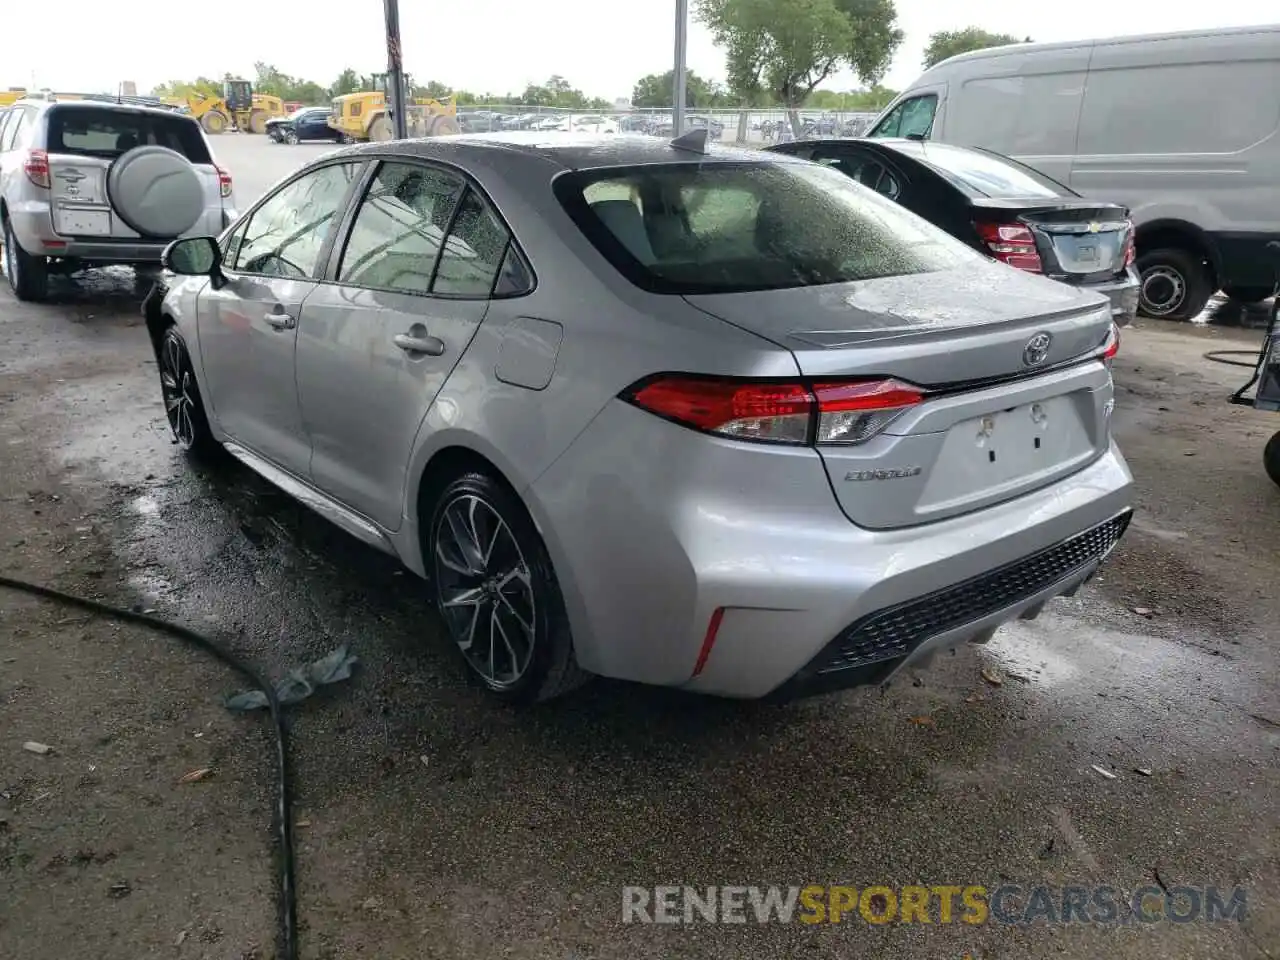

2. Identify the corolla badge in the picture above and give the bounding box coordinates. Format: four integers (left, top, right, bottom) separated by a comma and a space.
1022, 331, 1053, 367
845, 466, 923, 482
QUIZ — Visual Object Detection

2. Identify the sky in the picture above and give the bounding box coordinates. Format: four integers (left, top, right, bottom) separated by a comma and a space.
5, 0, 1277, 102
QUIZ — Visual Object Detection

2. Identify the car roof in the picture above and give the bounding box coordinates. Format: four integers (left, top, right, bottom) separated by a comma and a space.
331, 131, 801, 173
17, 98, 196, 123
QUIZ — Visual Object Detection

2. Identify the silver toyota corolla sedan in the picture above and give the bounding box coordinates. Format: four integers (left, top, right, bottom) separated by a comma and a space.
144, 132, 1134, 704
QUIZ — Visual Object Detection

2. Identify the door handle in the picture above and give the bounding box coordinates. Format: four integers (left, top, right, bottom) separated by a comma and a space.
393, 332, 446, 356
264, 310, 296, 330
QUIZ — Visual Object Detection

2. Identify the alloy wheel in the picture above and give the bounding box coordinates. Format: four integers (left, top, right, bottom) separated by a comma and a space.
159, 335, 198, 447
432, 493, 536, 688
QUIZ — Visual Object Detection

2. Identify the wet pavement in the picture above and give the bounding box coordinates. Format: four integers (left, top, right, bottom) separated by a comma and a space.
2, 142, 1279, 959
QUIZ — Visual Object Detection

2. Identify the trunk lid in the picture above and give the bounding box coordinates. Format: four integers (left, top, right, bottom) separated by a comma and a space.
972, 197, 1132, 283
685, 263, 1116, 530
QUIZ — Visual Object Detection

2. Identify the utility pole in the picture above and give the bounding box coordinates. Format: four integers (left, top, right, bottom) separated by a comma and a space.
673, 0, 688, 136
383, 0, 409, 139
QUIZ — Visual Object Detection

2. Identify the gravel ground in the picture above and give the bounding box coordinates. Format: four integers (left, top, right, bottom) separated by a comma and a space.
2, 137, 1279, 960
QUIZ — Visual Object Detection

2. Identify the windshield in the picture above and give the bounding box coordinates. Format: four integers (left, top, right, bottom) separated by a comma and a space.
555, 160, 981, 295
46, 105, 211, 163
288, 108, 314, 120
911, 143, 1072, 199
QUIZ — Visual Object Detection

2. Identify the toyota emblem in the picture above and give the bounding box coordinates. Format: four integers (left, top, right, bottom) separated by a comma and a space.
1022, 332, 1053, 367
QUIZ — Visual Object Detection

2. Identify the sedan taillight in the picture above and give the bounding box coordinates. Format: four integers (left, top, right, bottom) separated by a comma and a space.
975, 221, 1042, 273
1122, 221, 1136, 268
623, 376, 925, 446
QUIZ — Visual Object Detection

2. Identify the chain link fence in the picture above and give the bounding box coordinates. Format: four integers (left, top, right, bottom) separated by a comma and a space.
453, 105, 881, 144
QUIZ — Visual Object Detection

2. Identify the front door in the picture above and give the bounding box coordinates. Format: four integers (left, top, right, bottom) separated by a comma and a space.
297, 160, 512, 530
196, 161, 364, 474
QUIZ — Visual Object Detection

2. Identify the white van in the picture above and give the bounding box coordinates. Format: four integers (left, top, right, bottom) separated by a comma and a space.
868, 24, 1280, 321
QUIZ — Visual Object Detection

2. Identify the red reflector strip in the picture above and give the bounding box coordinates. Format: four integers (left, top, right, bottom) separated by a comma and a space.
691, 607, 726, 678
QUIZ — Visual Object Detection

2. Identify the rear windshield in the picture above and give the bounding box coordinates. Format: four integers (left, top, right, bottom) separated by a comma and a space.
555, 160, 979, 295
911, 143, 1070, 199
46, 106, 211, 164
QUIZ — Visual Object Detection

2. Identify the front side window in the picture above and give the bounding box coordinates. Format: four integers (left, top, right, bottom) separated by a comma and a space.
232, 162, 360, 278
557, 160, 979, 295
337, 161, 465, 294
869, 95, 937, 140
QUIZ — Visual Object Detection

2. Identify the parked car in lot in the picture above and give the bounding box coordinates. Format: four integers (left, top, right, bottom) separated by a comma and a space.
870, 24, 1280, 319
143, 132, 1132, 704
767, 138, 1139, 325
0, 98, 236, 301
266, 106, 347, 144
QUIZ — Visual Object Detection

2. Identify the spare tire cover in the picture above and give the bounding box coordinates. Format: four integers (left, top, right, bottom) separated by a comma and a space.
107, 145, 205, 239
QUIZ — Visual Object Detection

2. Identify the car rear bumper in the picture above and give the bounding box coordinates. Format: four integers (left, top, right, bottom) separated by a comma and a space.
1082, 266, 1139, 327
8, 202, 228, 264
527, 400, 1135, 700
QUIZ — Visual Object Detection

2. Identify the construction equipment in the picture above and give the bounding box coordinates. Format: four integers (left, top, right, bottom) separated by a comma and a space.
326, 73, 459, 143
179, 80, 286, 135
0, 88, 29, 108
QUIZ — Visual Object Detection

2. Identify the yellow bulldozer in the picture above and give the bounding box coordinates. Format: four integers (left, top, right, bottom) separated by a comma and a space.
327, 73, 459, 143
179, 80, 286, 135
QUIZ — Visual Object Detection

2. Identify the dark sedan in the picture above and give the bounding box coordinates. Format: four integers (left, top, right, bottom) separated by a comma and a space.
766, 138, 1139, 325
266, 106, 347, 144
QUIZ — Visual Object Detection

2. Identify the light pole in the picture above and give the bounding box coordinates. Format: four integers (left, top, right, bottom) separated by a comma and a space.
383, 0, 409, 140
673, 0, 688, 136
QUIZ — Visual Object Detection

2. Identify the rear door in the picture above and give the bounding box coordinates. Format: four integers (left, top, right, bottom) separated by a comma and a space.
197, 160, 365, 475
42, 105, 223, 239
296, 159, 507, 531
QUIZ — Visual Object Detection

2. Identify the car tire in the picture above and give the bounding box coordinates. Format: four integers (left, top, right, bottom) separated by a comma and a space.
157, 326, 218, 458
285, 130, 299, 145
1136, 247, 1213, 322
1223, 286, 1274, 305
426, 470, 590, 703
3, 215, 49, 302
1265, 430, 1280, 489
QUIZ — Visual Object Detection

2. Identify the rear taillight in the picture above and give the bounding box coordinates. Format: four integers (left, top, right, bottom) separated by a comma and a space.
976, 221, 1042, 273
1099, 322, 1120, 362
1122, 221, 1136, 268
23, 149, 50, 189
624, 376, 925, 446
215, 163, 233, 199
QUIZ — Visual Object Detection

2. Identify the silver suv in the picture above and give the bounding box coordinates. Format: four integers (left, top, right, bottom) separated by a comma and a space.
0, 98, 237, 301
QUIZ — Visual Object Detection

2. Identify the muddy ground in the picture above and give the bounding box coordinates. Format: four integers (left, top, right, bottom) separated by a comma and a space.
2, 142, 1279, 960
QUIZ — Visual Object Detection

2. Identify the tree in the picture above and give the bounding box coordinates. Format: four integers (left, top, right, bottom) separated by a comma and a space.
923, 28, 1029, 68
329, 69, 361, 98
517, 75, 610, 110
152, 77, 222, 100
631, 69, 731, 108
696, 0, 904, 133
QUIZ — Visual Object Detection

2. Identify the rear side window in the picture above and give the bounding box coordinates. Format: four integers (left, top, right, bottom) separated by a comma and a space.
45, 106, 212, 164
914, 143, 1070, 199
556, 160, 979, 295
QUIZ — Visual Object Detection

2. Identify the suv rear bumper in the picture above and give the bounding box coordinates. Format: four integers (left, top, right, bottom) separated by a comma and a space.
7, 202, 231, 265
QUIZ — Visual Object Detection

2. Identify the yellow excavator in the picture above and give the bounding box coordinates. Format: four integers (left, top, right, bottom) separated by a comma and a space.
327, 73, 459, 142
179, 80, 286, 135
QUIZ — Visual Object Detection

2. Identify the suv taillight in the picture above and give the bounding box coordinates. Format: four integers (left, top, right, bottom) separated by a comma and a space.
23, 149, 50, 189
215, 164, 232, 199
975, 221, 1042, 273
1099, 322, 1120, 363
623, 376, 925, 446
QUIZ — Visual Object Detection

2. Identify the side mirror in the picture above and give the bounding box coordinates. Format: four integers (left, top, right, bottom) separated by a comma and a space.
162, 236, 220, 276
